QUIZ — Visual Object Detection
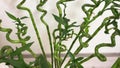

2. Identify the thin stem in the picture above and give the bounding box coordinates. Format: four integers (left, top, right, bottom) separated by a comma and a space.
61, 30, 82, 65
17, 0, 46, 58
65, 45, 83, 67
17, 33, 37, 58
61, 3, 107, 65
36, 1, 53, 68
57, 1, 62, 17
79, 54, 95, 64
27, 49, 37, 58
55, 1, 63, 68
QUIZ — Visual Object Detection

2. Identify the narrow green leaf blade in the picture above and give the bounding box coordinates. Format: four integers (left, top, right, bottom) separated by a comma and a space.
68, 52, 75, 60
111, 7, 119, 18
20, 16, 28, 20
12, 42, 34, 56
5, 11, 17, 20
52, 14, 63, 24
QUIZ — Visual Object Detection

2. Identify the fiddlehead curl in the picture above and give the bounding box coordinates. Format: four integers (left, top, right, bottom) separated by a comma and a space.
0, 46, 14, 58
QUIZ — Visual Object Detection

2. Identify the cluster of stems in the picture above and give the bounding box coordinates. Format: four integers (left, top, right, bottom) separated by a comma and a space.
0, 0, 120, 68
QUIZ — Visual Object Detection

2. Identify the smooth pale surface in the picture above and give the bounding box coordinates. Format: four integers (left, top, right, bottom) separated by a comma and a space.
0, 63, 9, 68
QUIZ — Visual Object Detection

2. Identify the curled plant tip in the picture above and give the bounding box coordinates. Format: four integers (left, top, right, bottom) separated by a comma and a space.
17, 0, 26, 9
96, 53, 107, 61
0, 27, 21, 43
0, 46, 14, 58
95, 31, 117, 62
39, 0, 47, 6
23, 36, 31, 41
54, 43, 67, 52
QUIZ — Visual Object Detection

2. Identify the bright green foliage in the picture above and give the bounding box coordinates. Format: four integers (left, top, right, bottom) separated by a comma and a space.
34, 55, 51, 68
0, 0, 120, 68
68, 52, 83, 68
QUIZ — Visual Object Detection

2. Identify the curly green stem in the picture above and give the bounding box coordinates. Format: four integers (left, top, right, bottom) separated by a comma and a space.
61, 1, 107, 65
36, 1, 53, 68
57, 1, 63, 17
65, 18, 110, 66
0, 27, 20, 43
55, 1, 64, 68
95, 31, 117, 61
17, 0, 46, 58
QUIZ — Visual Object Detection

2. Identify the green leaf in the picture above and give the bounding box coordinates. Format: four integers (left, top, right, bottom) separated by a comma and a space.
68, 52, 75, 60
0, 58, 29, 68
35, 54, 51, 68
53, 14, 69, 26
111, 7, 119, 18
6, 11, 17, 21
20, 16, 28, 20
85, 26, 90, 34
24, 36, 31, 41
77, 65, 83, 68
53, 14, 63, 24
12, 42, 34, 56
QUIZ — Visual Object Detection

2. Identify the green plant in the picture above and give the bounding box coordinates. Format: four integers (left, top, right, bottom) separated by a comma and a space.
0, 0, 120, 68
